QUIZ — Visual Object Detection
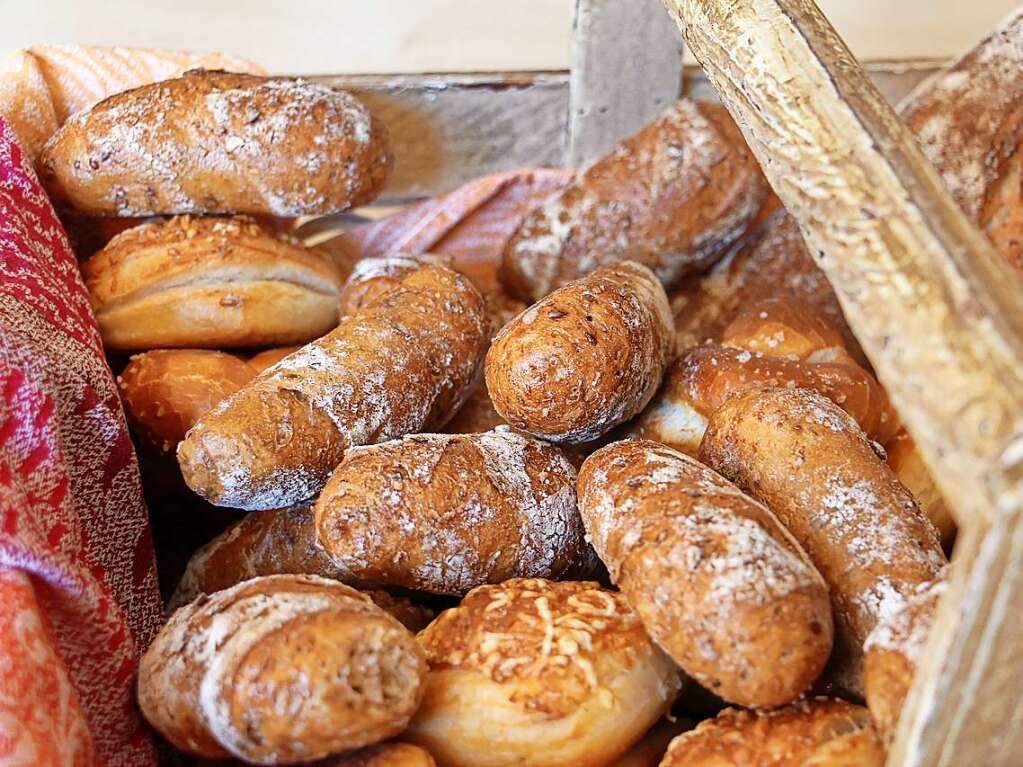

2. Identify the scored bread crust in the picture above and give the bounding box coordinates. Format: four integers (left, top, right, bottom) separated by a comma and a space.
700, 387, 947, 687
499, 100, 767, 302
84, 215, 344, 350
314, 429, 586, 595
407, 578, 682, 767
659, 698, 885, 767
39, 69, 391, 216
485, 261, 673, 443
177, 264, 489, 510
577, 440, 833, 708
137, 574, 426, 765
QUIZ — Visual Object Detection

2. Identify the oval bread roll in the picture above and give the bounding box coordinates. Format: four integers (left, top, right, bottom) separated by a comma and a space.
84, 216, 344, 350
340, 253, 453, 316
499, 100, 766, 302
406, 578, 683, 767
700, 387, 947, 682
659, 699, 885, 767
314, 428, 587, 595
118, 349, 255, 454
486, 261, 673, 443
177, 264, 489, 510
138, 574, 426, 765
39, 69, 391, 216
864, 579, 944, 745
578, 440, 832, 708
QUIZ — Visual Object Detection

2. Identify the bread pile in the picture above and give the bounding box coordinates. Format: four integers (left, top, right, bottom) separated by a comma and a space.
45, 42, 1021, 763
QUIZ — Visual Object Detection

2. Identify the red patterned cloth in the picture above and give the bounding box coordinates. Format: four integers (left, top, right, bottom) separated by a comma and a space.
0, 115, 161, 766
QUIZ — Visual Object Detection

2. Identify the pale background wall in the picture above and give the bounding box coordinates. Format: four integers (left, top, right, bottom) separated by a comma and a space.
0, 0, 1020, 74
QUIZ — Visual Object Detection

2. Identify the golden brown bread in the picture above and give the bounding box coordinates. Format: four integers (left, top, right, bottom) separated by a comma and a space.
137, 574, 426, 765
319, 743, 437, 767
406, 578, 683, 767
39, 69, 391, 216
314, 429, 586, 595
608, 720, 693, 767
247, 346, 302, 373
340, 253, 453, 317
500, 100, 767, 302
864, 579, 943, 746
577, 440, 832, 708
177, 264, 489, 510
486, 261, 673, 443
699, 387, 947, 686
117, 349, 255, 454
83, 215, 344, 350
885, 431, 956, 549
659, 699, 884, 766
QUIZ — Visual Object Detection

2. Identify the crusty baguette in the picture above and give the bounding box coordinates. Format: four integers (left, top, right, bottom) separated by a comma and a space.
39, 69, 391, 216
118, 349, 255, 454
314, 429, 586, 595
864, 579, 944, 746
177, 264, 489, 510
486, 261, 673, 443
659, 699, 884, 766
578, 440, 832, 708
406, 578, 682, 767
137, 574, 426, 764
500, 100, 767, 302
83, 216, 344, 350
700, 387, 947, 686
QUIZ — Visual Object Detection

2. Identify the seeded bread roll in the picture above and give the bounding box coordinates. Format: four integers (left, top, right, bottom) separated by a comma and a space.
500, 100, 767, 302
314, 428, 586, 595
83, 215, 344, 350
39, 69, 391, 216
177, 264, 489, 510
486, 261, 673, 443
700, 387, 947, 685
117, 349, 255, 455
340, 254, 453, 316
138, 574, 426, 765
578, 440, 832, 708
659, 699, 885, 767
406, 578, 683, 767
864, 579, 944, 745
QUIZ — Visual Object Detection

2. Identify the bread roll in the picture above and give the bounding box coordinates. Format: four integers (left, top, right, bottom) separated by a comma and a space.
340, 254, 453, 316
500, 100, 766, 302
137, 574, 426, 764
659, 699, 884, 766
608, 720, 692, 767
486, 261, 673, 443
248, 346, 301, 373
320, 743, 437, 767
118, 349, 255, 454
578, 440, 832, 708
406, 578, 683, 767
177, 264, 489, 510
700, 387, 947, 683
314, 428, 586, 595
39, 69, 391, 216
84, 215, 343, 350
864, 579, 943, 745
885, 431, 956, 549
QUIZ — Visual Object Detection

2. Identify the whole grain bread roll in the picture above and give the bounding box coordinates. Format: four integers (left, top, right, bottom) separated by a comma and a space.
177, 264, 489, 510
118, 349, 255, 454
84, 216, 344, 350
314, 428, 586, 595
340, 253, 453, 317
500, 100, 767, 302
700, 387, 947, 686
578, 440, 832, 708
137, 574, 426, 765
659, 699, 885, 767
39, 69, 391, 216
486, 261, 673, 443
406, 578, 683, 767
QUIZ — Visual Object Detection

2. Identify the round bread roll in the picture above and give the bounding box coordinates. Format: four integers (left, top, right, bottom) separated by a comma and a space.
118, 349, 255, 454
659, 699, 885, 766
138, 574, 426, 765
578, 440, 832, 708
314, 428, 587, 595
39, 69, 391, 217
485, 261, 673, 443
248, 346, 301, 373
84, 215, 344, 350
406, 578, 683, 767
